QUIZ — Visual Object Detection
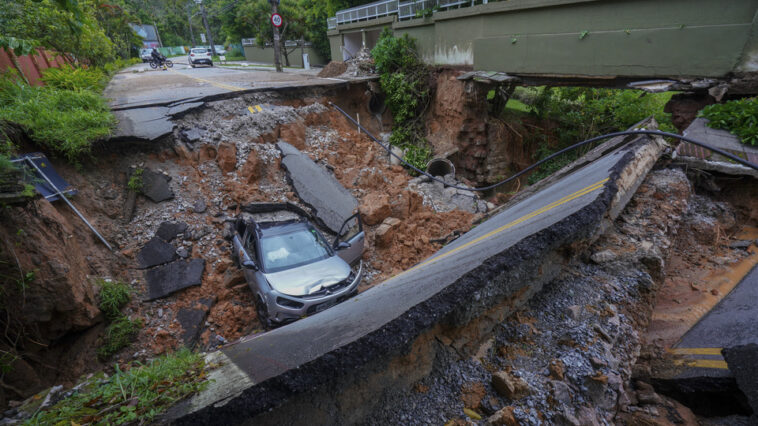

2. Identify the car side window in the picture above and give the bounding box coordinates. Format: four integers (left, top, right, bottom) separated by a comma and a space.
243, 225, 257, 260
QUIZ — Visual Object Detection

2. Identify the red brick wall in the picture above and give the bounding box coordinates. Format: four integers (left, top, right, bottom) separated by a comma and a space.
0, 48, 70, 86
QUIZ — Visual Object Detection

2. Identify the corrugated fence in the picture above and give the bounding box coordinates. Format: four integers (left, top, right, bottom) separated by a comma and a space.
0, 48, 71, 86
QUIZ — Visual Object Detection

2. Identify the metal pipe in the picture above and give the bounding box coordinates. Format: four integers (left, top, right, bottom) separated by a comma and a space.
23, 158, 113, 251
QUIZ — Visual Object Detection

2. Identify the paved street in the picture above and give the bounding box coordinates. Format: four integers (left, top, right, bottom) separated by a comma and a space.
104, 57, 349, 110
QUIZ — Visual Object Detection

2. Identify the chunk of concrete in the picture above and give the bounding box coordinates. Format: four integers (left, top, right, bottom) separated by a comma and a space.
112, 107, 174, 141
492, 371, 531, 400
141, 169, 174, 203
137, 236, 177, 269
144, 259, 205, 300
276, 142, 358, 233
177, 298, 215, 348
156, 221, 188, 242
723, 344, 758, 414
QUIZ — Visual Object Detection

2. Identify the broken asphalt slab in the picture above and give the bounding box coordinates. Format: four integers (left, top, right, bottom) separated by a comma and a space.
137, 236, 177, 269
276, 142, 358, 233
164, 129, 667, 424
156, 221, 188, 242
144, 259, 205, 301
680, 117, 758, 164
723, 344, 758, 415
111, 101, 203, 142
177, 297, 216, 348
140, 169, 174, 203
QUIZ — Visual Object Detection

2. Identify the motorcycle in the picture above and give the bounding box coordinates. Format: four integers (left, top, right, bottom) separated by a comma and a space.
149, 58, 173, 69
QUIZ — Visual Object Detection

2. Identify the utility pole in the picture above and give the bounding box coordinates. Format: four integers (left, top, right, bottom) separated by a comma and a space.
196, 0, 216, 56
187, 4, 196, 46
270, 0, 282, 72
153, 20, 163, 47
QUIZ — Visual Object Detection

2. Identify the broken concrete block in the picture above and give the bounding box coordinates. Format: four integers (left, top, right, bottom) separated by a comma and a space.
141, 169, 174, 203
492, 371, 531, 400
144, 259, 205, 300
216, 142, 237, 174
156, 221, 188, 242
590, 250, 616, 264
177, 298, 215, 348
137, 237, 177, 269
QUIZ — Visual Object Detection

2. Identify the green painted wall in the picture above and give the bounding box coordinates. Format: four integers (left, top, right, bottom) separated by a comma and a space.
243, 45, 326, 67
329, 0, 758, 78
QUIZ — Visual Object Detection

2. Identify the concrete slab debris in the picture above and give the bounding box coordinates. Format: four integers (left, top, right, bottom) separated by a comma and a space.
180, 128, 203, 144
137, 236, 177, 269
276, 142, 358, 233
680, 118, 758, 164
156, 221, 188, 242
144, 259, 205, 300
168, 102, 204, 118
177, 298, 215, 348
141, 169, 174, 203
112, 107, 174, 141
723, 344, 758, 415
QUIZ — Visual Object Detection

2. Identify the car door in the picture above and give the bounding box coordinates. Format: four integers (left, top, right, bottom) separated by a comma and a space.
333, 213, 365, 265
239, 225, 265, 289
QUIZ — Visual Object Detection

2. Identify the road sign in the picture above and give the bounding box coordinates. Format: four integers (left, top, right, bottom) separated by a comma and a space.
200, 33, 206, 43
271, 13, 282, 27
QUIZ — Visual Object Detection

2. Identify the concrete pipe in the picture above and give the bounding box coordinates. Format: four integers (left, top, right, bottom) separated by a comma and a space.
426, 158, 455, 178
368, 93, 386, 115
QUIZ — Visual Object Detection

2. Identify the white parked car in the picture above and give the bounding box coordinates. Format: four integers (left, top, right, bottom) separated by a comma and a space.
188, 47, 213, 67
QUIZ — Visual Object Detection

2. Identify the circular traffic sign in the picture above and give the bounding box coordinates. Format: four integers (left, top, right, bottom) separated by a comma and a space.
271, 13, 283, 27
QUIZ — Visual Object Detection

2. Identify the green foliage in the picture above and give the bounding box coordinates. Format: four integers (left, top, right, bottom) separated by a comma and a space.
0, 72, 115, 163
97, 315, 141, 360
127, 168, 144, 192
26, 349, 209, 425
0, 36, 35, 56
97, 279, 131, 320
401, 143, 432, 176
373, 29, 431, 170
699, 97, 758, 146
40, 65, 107, 92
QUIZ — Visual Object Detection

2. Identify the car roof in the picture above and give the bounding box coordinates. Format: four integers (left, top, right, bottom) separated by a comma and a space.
257, 220, 310, 237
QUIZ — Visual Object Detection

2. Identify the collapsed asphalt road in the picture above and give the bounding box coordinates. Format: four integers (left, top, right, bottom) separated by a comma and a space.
164, 128, 667, 423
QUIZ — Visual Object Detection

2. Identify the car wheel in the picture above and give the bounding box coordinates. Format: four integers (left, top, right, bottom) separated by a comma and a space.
209, 62, 213, 67
256, 296, 272, 329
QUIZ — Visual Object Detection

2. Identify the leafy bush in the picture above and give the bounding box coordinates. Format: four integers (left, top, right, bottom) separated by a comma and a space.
127, 168, 144, 193
402, 143, 432, 176
700, 97, 758, 146
40, 65, 107, 92
372, 29, 431, 172
27, 349, 209, 425
97, 279, 131, 320
97, 315, 141, 360
0, 72, 115, 163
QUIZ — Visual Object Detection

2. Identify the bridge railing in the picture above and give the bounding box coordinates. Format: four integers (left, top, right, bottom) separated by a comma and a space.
330, 0, 488, 28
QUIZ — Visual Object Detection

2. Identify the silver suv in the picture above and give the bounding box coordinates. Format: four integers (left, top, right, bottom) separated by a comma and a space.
231, 214, 364, 327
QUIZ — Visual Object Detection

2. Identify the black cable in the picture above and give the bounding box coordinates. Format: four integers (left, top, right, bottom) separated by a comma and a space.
329, 102, 758, 192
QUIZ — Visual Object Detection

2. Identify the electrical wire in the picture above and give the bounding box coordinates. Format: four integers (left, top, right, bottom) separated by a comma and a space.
329, 102, 758, 192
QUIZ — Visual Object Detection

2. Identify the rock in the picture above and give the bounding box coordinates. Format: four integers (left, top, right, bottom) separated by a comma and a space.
688, 214, 718, 244
180, 127, 202, 144
635, 381, 663, 406
193, 199, 207, 214
566, 305, 582, 320
140, 169, 174, 203
177, 302, 213, 348
137, 236, 177, 269
176, 247, 190, 259
361, 193, 392, 226
461, 382, 487, 409
549, 359, 565, 381
198, 144, 217, 162
279, 119, 307, 150
144, 259, 205, 300
216, 142, 237, 174
590, 249, 616, 264
574, 407, 600, 426
729, 240, 753, 249
156, 221, 188, 242
485, 406, 519, 426
239, 150, 262, 184
223, 267, 246, 288
492, 371, 531, 400
551, 380, 572, 404
150, 328, 177, 355
375, 217, 401, 248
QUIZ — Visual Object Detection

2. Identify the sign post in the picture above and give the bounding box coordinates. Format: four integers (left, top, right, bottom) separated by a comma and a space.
269, 0, 283, 72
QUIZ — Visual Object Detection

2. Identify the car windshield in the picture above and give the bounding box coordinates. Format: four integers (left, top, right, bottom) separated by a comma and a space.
260, 228, 331, 273
191, 48, 207, 53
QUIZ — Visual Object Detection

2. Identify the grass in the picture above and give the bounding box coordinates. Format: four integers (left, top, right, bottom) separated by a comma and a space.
127, 168, 143, 193
505, 98, 531, 113
97, 279, 131, 320
97, 316, 141, 360
212, 55, 246, 62
25, 349, 209, 425
0, 73, 115, 163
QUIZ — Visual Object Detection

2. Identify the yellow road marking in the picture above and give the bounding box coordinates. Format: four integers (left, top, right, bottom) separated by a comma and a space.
256, 104, 263, 112
673, 359, 729, 369
669, 347, 723, 356
401, 178, 610, 275
168, 68, 245, 91
248, 106, 256, 114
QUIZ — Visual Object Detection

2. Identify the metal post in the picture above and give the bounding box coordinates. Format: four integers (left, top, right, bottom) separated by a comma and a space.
271, 0, 283, 72
24, 158, 113, 251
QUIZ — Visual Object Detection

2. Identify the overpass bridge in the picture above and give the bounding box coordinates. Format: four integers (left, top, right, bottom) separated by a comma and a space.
327, 0, 758, 92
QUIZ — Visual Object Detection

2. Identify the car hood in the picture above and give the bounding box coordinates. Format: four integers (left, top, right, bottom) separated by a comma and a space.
264, 255, 350, 297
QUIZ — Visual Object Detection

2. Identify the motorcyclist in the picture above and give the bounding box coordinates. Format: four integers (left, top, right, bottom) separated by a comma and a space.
150, 48, 167, 70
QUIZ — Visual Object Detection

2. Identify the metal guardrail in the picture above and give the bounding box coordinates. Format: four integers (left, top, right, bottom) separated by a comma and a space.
330, 0, 487, 28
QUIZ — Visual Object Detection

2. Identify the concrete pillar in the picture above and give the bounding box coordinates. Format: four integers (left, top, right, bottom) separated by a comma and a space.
361, 30, 366, 49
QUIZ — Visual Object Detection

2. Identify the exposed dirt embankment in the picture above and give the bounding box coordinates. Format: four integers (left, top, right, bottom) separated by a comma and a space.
0, 162, 131, 405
